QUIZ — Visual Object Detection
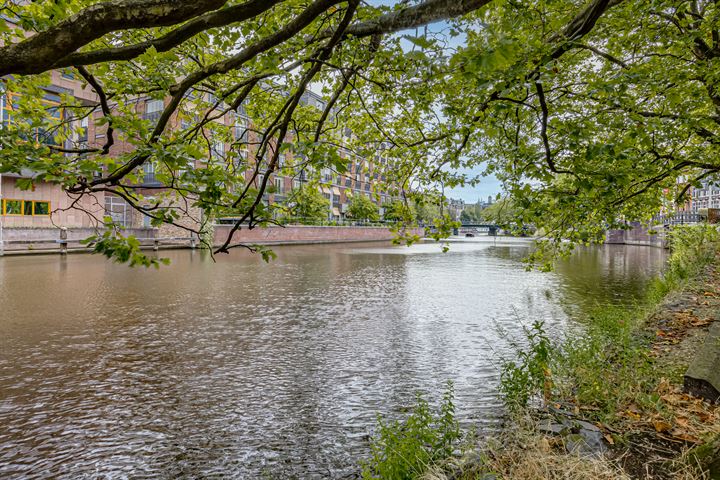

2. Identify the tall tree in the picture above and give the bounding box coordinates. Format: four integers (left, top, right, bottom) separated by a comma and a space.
287, 184, 330, 222
347, 194, 379, 221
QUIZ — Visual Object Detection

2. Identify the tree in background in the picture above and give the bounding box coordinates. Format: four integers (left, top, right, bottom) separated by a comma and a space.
383, 200, 416, 223
480, 199, 516, 225
287, 185, 329, 223
347, 194, 380, 222
459, 202, 486, 223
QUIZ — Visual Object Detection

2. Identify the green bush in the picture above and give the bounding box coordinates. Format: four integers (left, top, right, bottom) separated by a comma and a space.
554, 305, 658, 420
648, 224, 720, 302
499, 320, 553, 410
361, 383, 461, 480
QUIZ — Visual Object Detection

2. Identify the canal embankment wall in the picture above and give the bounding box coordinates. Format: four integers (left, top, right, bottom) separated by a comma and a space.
0, 225, 423, 255
212, 224, 423, 246
605, 221, 667, 248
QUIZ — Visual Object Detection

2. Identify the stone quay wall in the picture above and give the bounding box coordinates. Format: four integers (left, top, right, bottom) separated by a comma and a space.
213, 225, 423, 247
0, 225, 420, 255
605, 222, 667, 248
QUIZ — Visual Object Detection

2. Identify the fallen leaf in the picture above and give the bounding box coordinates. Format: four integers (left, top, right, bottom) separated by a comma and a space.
661, 394, 685, 405
695, 412, 715, 423
670, 429, 700, 443
604, 434, 615, 445
624, 410, 641, 420
657, 378, 673, 395
653, 420, 672, 433
675, 416, 690, 427
538, 437, 551, 453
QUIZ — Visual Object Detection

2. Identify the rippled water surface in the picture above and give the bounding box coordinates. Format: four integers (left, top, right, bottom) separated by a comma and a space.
0, 238, 666, 478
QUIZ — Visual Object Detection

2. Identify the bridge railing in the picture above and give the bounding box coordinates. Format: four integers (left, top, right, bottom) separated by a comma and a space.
651, 213, 705, 225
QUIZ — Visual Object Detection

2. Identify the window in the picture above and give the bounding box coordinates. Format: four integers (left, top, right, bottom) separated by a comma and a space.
33, 201, 50, 215
1, 199, 51, 216
37, 106, 61, 145
275, 177, 284, 194
1, 90, 64, 143
78, 116, 88, 142
105, 196, 129, 226
61, 70, 75, 80
143, 99, 164, 121
0, 89, 9, 127
3, 199, 22, 215
146, 99, 164, 113
234, 115, 249, 143
143, 161, 157, 184
211, 140, 225, 158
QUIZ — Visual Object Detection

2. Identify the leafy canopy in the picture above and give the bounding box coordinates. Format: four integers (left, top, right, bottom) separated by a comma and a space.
1, 0, 720, 265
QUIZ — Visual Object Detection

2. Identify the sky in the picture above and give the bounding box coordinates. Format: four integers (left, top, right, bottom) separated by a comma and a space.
366, 0, 503, 202
446, 172, 503, 203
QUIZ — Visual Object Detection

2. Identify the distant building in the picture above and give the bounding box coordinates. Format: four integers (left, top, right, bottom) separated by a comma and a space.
447, 198, 465, 221
688, 181, 720, 212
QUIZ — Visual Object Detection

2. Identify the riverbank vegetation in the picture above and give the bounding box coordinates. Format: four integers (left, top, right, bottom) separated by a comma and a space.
361, 225, 720, 479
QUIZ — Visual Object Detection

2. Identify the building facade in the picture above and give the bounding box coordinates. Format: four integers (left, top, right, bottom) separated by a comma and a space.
0, 74, 397, 242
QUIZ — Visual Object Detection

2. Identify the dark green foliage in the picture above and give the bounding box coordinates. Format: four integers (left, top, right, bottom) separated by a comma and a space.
348, 194, 380, 222
361, 383, 461, 480
500, 321, 552, 409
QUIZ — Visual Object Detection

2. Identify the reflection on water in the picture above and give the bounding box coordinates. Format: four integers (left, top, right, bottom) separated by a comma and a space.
0, 239, 666, 478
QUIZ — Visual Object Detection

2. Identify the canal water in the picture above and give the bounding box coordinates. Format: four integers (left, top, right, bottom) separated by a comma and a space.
0, 238, 666, 478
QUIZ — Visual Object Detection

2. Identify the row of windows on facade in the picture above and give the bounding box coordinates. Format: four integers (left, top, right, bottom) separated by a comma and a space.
0, 90, 89, 147
1, 199, 50, 216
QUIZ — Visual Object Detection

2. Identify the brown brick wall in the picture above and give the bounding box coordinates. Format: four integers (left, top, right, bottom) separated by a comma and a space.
214, 225, 423, 246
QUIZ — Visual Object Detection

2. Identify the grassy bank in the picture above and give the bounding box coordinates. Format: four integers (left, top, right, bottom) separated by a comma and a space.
361, 225, 720, 480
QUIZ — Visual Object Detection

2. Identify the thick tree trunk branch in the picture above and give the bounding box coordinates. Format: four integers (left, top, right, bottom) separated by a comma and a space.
342, 0, 492, 38
51, 0, 283, 69
0, 0, 229, 76
0, 0, 493, 78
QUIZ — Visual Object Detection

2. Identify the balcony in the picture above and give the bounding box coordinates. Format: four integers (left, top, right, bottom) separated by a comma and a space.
142, 111, 162, 123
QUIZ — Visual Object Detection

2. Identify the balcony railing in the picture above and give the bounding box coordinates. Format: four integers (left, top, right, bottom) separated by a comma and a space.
142, 111, 162, 122
651, 212, 704, 225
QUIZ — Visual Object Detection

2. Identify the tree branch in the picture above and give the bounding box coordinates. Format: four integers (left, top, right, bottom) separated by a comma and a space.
0, 0, 230, 76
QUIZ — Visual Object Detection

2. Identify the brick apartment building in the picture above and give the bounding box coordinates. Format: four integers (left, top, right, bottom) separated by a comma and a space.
0, 65, 396, 243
